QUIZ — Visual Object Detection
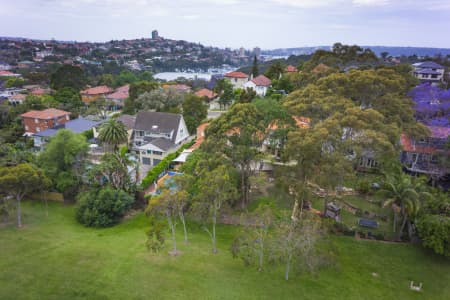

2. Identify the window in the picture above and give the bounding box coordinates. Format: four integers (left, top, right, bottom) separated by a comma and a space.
153, 151, 163, 156
25, 125, 29, 130
147, 150, 152, 154
36, 127, 40, 132
34, 118, 39, 123
142, 157, 151, 165
66, 115, 69, 120
153, 159, 161, 165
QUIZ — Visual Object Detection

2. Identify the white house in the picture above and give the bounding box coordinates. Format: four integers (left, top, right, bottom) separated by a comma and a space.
412, 61, 445, 84
244, 75, 272, 97
133, 111, 190, 167
224, 71, 249, 89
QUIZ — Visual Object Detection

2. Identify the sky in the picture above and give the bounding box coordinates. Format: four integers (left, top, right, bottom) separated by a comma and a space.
1, 0, 450, 49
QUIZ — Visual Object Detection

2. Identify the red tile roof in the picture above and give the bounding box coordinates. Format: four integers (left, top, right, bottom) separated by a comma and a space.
189, 123, 210, 150
285, 65, 298, 72
20, 108, 70, 119
195, 88, 217, 99
31, 88, 46, 96
251, 75, 271, 87
400, 134, 435, 154
0, 70, 19, 77
225, 71, 249, 79
162, 84, 191, 92
81, 85, 113, 95
107, 85, 129, 100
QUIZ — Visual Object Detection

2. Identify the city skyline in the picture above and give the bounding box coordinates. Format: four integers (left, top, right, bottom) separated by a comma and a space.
1, 0, 450, 49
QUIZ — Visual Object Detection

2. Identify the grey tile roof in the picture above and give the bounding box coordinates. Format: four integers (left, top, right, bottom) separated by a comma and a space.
34, 118, 104, 137
148, 137, 176, 151
134, 111, 181, 142
117, 114, 136, 130
416, 61, 444, 69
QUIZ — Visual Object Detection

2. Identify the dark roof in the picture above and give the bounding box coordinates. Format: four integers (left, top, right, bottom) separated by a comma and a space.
415, 69, 441, 75
117, 114, 136, 130
149, 137, 176, 151
34, 118, 103, 137
134, 111, 181, 142
416, 61, 444, 69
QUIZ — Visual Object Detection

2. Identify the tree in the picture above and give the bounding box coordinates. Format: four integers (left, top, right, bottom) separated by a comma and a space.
50, 64, 87, 91
76, 187, 134, 227
194, 165, 238, 253
214, 79, 234, 110
231, 204, 275, 271
124, 80, 159, 113
416, 191, 449, 256
5, 77, 25, 88
182, 94, 207, 133
380, 171, 431, 240
265, 61, 285, 80
88, 149, 137, 193
98, 119, 128, 151
273, 213, 329, 281
252, 55, 259, 78
0, 164, 49, 227
38, 129, 88, 200
238, 88, 257, 103
146, 187, 189, 255
381, 51, 389, 60
207, 103, 265, 208
53, 87, 83, 111
138, 89, 184, 113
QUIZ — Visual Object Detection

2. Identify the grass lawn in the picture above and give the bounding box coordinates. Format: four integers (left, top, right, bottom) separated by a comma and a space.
1, 201, 449, 300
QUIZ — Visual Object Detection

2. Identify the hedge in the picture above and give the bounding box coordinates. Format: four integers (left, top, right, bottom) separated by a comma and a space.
140, 140, 195, 189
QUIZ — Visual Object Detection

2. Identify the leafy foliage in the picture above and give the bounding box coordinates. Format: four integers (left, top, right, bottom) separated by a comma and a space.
76, 187, 134, 227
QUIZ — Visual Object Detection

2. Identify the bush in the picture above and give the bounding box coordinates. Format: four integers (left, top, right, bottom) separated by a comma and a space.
76, 187, 134, 227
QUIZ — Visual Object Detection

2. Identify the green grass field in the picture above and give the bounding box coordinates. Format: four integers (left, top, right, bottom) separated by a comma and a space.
1, 201, 449, 300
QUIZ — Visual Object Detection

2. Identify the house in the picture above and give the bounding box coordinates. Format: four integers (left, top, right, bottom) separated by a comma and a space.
20, 108, 71, 135
195, 88, 217, 101
243, 75, 271, 97
412, 61, 445, 84
105, 85, 129, 109
0, 70, 21, 77
400, 126, 450, 177
33, 117, 104, 150
133, 111, 190, 167
116, 114, 136, 144
285, 65, 298, 73
224, 71, 249, 89
80, 85, 113, 104
8, 93, 26, 105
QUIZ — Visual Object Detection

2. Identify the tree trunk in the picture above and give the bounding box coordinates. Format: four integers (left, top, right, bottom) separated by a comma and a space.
399, 214, 408, 240
285, 254, 291, 281
179, 212, 188, 243
258, 242, 264, 272
393, 211, 397, 233
168, 216, 177, 254
212, 211, 217, 254
16, 195, 22, 228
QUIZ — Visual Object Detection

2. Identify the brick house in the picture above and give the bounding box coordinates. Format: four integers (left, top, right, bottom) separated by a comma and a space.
20, 108, 71, 134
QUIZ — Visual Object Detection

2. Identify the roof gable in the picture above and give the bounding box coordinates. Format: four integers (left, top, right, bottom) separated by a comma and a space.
134, 111, 182, 141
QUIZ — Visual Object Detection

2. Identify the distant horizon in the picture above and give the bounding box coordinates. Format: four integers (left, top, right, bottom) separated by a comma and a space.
2, 35, 450, 52
1, 1, 450, 49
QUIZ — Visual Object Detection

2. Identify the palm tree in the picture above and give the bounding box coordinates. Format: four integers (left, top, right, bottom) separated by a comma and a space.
98, 119, 128, 152
380, 172, 431, 240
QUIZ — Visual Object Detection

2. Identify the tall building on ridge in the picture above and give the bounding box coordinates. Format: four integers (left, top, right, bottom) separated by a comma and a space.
152, 30, 159, 40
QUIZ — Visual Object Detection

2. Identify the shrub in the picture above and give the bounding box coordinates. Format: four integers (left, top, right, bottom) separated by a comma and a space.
76, 187, 134, 227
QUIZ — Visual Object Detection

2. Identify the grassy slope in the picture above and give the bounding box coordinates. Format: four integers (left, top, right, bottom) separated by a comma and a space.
0, 201, 449, 300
